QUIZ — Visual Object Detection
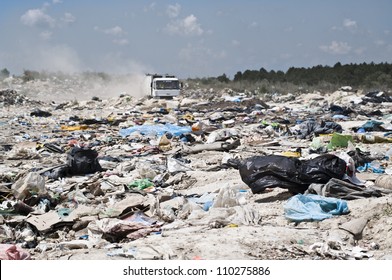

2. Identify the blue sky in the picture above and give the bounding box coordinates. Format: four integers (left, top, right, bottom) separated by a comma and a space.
1, 0, 391, 78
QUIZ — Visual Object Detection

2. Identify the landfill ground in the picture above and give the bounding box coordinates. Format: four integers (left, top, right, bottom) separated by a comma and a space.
1, 76, 392, 260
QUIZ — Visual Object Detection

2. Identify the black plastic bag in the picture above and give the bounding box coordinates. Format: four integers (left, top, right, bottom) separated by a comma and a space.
67, 147, 102, 175
362, 91, 392, 104
236, 154, 347, 194
298, 119, 342, 139
30, 109, 52, 117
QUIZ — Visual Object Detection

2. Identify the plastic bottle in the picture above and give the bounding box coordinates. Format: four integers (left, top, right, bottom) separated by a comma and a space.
355, 134, 392, 144
236, 190, 249, 205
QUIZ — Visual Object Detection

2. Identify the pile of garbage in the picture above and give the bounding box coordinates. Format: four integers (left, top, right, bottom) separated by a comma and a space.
1, 82, 392, 260
0, 89, 34, 106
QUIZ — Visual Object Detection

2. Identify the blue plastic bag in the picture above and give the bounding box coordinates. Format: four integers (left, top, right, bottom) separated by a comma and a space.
284, 194, 349, 222
119, 123, 191, 137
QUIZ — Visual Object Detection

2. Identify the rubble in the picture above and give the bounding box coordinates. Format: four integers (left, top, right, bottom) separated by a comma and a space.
1, 77, 392, 260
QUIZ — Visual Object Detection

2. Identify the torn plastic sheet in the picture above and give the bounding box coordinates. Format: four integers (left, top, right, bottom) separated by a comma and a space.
297, 119, 343, 139
284, 194, 349, 222
119, 124, 191, 137
305, 178, 382, 200
88, 212, 163, 242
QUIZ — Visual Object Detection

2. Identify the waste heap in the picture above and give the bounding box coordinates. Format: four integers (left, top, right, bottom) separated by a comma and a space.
1, 81, 392, 260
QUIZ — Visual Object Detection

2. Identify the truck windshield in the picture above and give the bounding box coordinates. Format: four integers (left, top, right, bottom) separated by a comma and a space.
155, 80, 180, 90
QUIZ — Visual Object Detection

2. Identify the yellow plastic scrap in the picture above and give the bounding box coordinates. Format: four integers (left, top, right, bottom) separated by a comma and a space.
226, 223, 239, 228
183, 113, 195, 123
60, 125, 89, 131
281, 151, 301, 158
36, 143, 44, 149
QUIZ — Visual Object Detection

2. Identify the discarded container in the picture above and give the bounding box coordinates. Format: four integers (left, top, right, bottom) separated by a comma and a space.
354, 134, 392, 144
191, 121, 202, 132
222, 119, 235, 128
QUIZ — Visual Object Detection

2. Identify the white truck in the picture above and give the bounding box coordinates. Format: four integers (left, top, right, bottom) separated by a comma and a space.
143, 74, 181, 99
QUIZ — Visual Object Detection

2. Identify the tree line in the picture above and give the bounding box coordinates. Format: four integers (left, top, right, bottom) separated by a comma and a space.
188, 62, 392, 92
2, 62, 392, 92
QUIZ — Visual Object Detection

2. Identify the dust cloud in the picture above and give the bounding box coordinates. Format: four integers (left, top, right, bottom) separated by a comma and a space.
3, 44, 150, 102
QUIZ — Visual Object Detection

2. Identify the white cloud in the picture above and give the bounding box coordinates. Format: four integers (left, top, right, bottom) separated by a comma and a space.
354, 47, 366, 55
179, 44, 226, 61
103, 26, 125, 36
52, 0, 62, 4
320, 41, 351, 54
343, 18, 357, 30
167, 4, 181, 18
20, 8, 55, 28
231, 40, 240, 46
113, 39, 129, 46
166, 14, 203, 36
62, 12, 76, 24
375, 40, 385, 46
144, 2, 156, 12
40, 30, 53, 40
280, 53, 292, 59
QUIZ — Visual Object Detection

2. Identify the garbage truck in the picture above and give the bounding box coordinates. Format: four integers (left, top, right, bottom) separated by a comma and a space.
143, 74, 181, 98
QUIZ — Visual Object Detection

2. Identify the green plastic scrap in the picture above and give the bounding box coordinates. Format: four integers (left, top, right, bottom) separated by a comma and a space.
128, 179, 154, 190
261, 120, 279, 128
327, 133, 353, 150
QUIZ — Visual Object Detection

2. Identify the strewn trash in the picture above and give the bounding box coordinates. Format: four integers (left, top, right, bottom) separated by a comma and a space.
67, 147, 103, 175
119, 123, 191, 137
284, 194, 349, 222
233, 154, 346, 194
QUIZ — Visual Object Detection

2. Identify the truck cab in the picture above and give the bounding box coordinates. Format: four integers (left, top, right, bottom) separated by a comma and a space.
145, 74, 181, 99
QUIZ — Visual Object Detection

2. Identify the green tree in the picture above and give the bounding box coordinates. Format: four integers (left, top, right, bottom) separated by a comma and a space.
217, 73, 230, 83
233, 71, 243, 82
0, 68, 10, 79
